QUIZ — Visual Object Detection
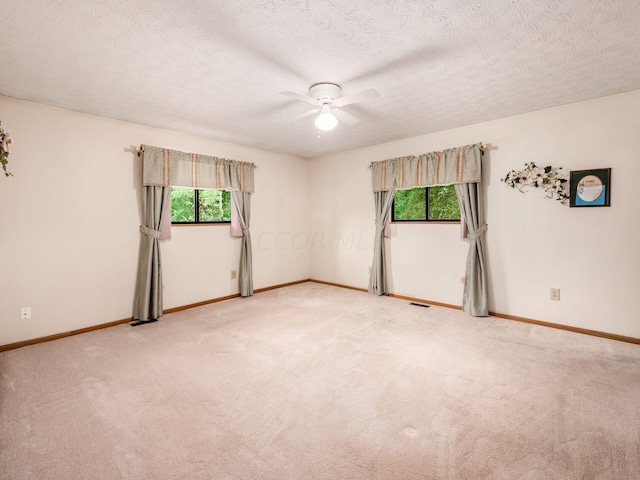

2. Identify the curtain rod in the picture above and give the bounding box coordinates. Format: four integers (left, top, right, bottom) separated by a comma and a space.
367, 142, 486, 168
135, 145, 257, 167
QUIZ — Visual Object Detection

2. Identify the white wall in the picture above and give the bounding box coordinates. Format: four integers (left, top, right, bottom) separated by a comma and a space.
3, 90, 639, 345
310, 89, 640, 338
0, 96, 310, 345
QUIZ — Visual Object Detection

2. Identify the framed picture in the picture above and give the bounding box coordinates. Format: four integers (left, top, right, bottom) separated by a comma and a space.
569, 168, 611, 207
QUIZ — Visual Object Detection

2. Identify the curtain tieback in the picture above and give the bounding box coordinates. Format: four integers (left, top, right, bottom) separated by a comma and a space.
467, 223, 488, 240
375, 222, 385, 234
242, 228, 250, 235
139, 225, 161, 239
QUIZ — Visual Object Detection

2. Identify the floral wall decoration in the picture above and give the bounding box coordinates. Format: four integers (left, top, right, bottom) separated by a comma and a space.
0, 121, 13, 177
502, 162, 569, 204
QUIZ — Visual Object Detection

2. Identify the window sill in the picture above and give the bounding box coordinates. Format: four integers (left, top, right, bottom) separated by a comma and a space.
391, 221, 460, 225
171, 223, 230, 227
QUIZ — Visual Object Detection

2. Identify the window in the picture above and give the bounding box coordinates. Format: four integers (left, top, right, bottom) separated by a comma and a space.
170, 187, 231, 224
393, 185, 460, 222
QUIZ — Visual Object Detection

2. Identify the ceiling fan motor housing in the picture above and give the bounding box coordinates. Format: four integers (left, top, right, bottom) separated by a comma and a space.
309, 83, 341, 105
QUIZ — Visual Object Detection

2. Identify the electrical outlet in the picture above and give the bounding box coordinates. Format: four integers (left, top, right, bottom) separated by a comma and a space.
230, 270, 237, 280
550, 288, 560, 301
20, 307, 31, 320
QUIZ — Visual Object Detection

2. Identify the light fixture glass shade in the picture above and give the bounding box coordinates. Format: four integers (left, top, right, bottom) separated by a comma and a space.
315, 111, 338, 131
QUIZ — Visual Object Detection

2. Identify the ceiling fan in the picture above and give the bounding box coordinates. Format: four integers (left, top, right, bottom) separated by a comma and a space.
280, 83, 380, 131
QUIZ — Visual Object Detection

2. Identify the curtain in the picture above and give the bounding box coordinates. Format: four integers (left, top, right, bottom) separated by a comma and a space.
368, 143, 488, 315
455, 183, 488, 316
142, 145, 255, 193
132, 186, 171, 323
136, 145, 256, 321
231, 191, 253, 297
371, 144, 482, 192
230, 196, 242, 237
159, 200, 171, 240
368, 190, 396, 296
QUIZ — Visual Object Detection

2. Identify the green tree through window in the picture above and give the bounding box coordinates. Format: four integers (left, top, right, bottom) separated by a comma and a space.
393, 185, 460, 221
171, 187, 231, 223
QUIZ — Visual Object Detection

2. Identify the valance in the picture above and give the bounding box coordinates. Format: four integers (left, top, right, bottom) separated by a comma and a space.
371, 143, 482, 192
142, 145, 255, 193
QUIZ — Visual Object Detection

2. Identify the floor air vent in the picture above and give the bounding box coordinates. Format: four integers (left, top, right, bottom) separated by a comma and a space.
409, 302, 430, 308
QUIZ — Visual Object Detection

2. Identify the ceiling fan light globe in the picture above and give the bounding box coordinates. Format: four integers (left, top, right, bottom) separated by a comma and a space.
315, 112, 338, 131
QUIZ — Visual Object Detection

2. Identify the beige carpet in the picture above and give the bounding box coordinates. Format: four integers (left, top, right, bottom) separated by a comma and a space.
1, 282, 639, 479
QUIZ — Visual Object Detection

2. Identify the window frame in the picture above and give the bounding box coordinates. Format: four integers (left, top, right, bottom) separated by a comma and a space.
391, 186, 461, 223
170, 188, 231, 225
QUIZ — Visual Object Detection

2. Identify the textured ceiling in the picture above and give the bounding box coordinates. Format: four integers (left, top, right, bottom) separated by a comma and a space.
2, 0, 640, 159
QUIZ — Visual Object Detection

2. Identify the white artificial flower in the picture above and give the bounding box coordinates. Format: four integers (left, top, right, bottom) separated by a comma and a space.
518, 171, 532, 185
545, 180, 556, 191
503, 163, 568, 204
532, 167, 545, 186
0, 130, 11, 154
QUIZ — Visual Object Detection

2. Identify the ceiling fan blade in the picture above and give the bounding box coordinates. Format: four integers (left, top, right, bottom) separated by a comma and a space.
280, 91, 318, 105
333, 108, 360, 126
289, 108, 318, 123
333, 88, 380, 107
